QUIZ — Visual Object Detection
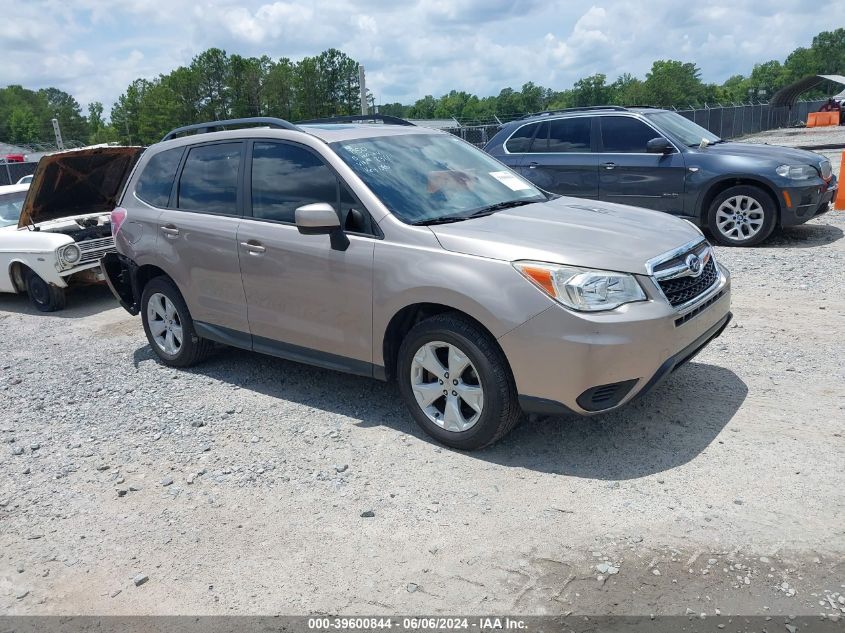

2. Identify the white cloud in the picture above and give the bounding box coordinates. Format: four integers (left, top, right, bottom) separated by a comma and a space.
0, 0, 828, 113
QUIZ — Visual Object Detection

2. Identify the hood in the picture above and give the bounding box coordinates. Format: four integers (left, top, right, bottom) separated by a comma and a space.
429, 197, 703, 275
698, 142, 827, 167
18, 146, 144, 228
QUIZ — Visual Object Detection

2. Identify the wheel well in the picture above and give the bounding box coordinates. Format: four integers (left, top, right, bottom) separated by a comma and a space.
8, 262, 30, 293
135, 264, 170, 294
381, 303, 498, 381
699, 178, 780, 222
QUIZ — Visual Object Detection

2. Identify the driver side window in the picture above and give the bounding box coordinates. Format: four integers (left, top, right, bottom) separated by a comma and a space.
250, 141, 375, 235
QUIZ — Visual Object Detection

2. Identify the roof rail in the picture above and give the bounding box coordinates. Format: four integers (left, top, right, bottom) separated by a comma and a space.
518, 105, 629, 120
161, 117, 301, 142
623, 105, 661, 109
297, 114, 415, 127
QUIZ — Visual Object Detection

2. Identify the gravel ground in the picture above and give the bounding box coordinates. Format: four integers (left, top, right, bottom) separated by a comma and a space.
1, 132, 844, 618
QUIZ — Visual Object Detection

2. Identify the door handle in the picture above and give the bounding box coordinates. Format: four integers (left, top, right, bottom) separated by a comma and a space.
603, 162, 616, 170
240, 241, 266, 255
527, 161, 539, 169
160, 225, 179, 237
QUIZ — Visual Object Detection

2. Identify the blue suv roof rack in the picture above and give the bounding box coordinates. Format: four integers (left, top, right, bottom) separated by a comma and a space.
161, 117, 301, 142
297, 114, 415, 126
517, 106, 629, 120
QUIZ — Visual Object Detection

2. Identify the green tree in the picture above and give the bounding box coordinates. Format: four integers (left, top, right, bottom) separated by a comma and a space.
8, 107, 39, 144
642, 60, 706, 107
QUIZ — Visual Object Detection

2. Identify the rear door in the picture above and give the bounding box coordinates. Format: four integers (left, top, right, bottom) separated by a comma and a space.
498, 122, 539, 173
236, 140, 375, 374
155, 141, 249, 333
523, 116, 598, 198
597, 115, 687, 213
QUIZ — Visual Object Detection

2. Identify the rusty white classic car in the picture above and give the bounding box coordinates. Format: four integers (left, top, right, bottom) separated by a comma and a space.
0, 146, 143, 311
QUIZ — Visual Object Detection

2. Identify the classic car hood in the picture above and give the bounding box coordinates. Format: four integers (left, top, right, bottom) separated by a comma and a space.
18, 146, 144, 228
699, 142, 826, 166
429, 197, 703, 275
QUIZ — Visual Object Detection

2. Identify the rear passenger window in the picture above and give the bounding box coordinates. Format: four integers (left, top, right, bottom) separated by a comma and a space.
600, 117, 659, 153
251, 142, 338, 223
135, 148, 183, 207
505, 123, 538, 153
177, 143, 241, 213
541, 117, 592, 153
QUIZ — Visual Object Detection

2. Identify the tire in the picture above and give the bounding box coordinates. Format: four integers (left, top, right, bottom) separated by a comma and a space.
140, 276, 213, 367
707, 185, 777, 247
396, 313, 522, 450
24, 269, 66, 312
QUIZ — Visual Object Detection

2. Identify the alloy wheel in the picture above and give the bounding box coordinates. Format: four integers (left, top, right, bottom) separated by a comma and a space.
715, 195, 765, 241
410, 341, 484, 432
147, 292, 183, 355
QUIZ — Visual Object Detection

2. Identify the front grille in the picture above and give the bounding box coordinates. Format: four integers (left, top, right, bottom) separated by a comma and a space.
658, 258, 718, 307
650, 241, 710, 275
78, 236, 116, 264
820, 160, 832, 180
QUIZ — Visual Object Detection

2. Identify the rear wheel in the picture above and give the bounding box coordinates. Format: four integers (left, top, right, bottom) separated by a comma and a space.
707, 185, 776, 246
396, 313, 521, 450
141, 276, 212, 367
24, 270, 66, 312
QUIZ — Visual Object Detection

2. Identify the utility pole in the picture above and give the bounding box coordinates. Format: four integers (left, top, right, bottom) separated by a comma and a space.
359, 65, 367, 115
51, 118, 65, 150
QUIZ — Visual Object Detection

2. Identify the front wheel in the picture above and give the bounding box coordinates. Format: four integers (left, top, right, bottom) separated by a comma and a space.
25, 269, 66, 312
396, 313, 522, 450
707, 185, 777, 246
141, 276, 212, 367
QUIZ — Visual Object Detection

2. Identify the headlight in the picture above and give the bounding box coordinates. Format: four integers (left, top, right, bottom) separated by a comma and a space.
776, 164, 816, 180
513, 261, 647, 312
58, 244, 81, 266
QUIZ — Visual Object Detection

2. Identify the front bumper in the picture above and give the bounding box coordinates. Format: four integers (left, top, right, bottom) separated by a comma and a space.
781, 175, 837, 226
501, 264, 732, 416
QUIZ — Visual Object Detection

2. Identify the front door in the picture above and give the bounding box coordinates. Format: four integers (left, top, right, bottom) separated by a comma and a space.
597, 115, 687, 213
237, 140, 375, 374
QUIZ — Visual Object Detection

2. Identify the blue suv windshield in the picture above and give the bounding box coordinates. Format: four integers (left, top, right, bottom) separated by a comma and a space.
332, 133, 547, 224
644, 111, 721, 146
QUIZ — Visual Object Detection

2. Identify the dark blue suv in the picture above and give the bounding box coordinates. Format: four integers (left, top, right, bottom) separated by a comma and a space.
484, 106, 837, 246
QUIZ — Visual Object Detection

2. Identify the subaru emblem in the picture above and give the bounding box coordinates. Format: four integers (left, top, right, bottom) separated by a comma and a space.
686, 253, 702, 276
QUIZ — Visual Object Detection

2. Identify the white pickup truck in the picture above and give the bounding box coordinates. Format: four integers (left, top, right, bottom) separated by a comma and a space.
0, 147, 143, 311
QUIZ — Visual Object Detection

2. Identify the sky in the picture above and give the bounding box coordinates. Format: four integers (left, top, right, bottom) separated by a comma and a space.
0, 0, 833, 113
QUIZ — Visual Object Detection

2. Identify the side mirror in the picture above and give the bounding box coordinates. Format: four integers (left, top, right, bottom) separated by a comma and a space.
295, 203, 341, 235
646, 137, 674, 154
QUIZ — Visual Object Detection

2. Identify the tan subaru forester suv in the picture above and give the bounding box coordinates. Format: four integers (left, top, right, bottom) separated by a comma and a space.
103, 116, 731, 450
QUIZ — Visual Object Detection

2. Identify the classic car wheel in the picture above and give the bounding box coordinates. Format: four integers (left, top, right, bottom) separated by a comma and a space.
24, 269, 66, 312
396, 313, 522, 450
140, 276, 212, 367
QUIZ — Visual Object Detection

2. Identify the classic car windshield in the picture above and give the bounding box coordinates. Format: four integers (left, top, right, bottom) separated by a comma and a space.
0, 191, 26, 228
331, 133, 547, 224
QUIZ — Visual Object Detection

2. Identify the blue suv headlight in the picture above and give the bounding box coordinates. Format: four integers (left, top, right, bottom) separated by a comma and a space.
776, 164, 816, 180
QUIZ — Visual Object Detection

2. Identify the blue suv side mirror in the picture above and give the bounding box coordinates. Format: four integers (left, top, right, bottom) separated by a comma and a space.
646, 137, 674, 154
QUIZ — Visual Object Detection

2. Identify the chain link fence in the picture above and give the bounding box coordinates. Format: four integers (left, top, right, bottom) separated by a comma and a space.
444, 99, 830, 147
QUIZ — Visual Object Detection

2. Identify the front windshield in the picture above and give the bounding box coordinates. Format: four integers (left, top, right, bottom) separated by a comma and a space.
0, 191, 26, 228
645, 111, 721, 146
332, 133, 547, 224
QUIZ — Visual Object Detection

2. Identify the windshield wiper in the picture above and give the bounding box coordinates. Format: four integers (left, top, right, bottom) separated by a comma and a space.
412, 199, 536, 226
465, 199, 535, 218
411, 215, 470, 226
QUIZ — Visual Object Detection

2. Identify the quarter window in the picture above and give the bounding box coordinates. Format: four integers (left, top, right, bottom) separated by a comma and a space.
536, 118, 592, 153
505, 123, 538, 153
136, 147, 183, 207
251, 142, 339, 224
600, 117, 660, 153
177, 143, 242, 213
